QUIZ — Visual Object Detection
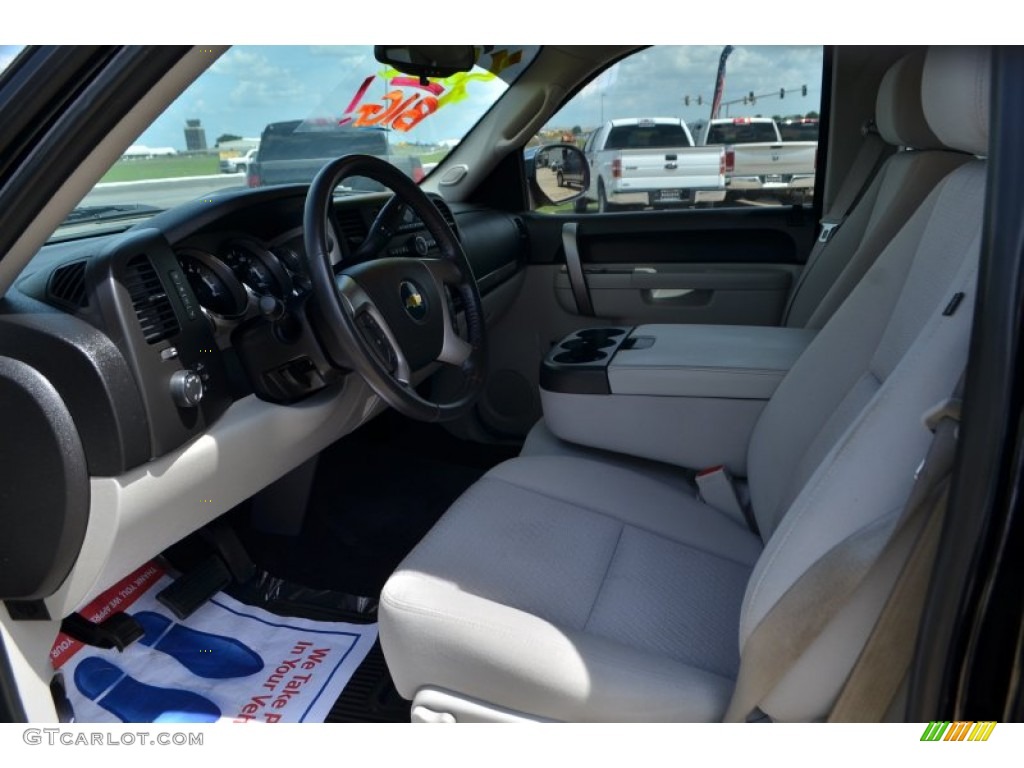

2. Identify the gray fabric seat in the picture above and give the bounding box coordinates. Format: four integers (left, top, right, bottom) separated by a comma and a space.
379, 47, 991, 723
381, 455, 759, 721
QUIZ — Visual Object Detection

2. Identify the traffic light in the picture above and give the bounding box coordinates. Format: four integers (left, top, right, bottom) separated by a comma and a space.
749, 91, 756, 105
684, 95, 690, 106
697, 95, 702, 106
801, 84, 807, 97
780, 88, 785, 99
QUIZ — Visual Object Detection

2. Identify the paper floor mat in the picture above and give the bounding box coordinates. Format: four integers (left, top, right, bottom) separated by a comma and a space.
52, 561, 377, 724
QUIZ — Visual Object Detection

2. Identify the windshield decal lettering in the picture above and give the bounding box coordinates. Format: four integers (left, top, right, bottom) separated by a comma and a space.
336, 49, 524, 133
342, 75, 376, 117
349, 89, 425, 130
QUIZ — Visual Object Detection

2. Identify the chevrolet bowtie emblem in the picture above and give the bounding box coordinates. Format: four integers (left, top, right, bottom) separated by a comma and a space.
399, 280, 427, 321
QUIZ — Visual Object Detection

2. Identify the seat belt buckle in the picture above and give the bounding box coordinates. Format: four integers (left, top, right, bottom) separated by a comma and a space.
818, 221, 840, 243
922, 397, 963, 433
696, 466, 749, 526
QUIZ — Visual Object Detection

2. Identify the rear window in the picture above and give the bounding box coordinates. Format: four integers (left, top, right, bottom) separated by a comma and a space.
779, 122, 819, 141
259, 122, 389, 161
605, 123, 691, 150
706, 122, 779, 144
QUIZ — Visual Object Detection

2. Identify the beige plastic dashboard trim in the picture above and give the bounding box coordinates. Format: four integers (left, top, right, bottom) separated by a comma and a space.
45, 375, 384, 619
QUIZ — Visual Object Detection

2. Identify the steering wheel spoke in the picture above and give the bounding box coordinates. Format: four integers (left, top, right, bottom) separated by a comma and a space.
422, 259, 473, 368
336, 275, 412, 384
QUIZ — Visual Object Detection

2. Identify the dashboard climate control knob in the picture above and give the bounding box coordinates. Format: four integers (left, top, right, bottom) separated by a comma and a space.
170, 369, 205, 408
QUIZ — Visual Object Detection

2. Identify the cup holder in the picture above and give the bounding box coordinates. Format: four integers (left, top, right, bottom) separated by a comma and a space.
547, 326, 632, 368
562, 338, 615, 351
553, 349, 608, 365
542, 326, 631, 394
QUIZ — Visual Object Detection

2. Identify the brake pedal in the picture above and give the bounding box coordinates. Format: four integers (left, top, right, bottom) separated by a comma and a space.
156, 555, 232, 620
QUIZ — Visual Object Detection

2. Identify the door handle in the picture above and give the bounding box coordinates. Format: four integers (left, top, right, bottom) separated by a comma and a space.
561, 222, 594, 316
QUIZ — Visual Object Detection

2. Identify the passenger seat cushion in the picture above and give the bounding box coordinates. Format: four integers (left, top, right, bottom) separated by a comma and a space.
380, 455, 761, 721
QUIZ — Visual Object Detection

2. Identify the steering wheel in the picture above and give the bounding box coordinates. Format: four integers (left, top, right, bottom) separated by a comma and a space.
303, 154, 487, 422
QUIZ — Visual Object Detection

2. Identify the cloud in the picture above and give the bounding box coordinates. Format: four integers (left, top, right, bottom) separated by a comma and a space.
211, 49, 312, 108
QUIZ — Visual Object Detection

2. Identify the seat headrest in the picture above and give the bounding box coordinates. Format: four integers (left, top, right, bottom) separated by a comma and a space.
922, 46, 991, 157
876, 50, 943, 150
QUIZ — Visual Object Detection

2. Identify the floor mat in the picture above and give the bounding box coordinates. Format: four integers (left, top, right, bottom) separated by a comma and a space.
325, 642, 410, 723
52, 562, 378, 724
234, 410, 520, 597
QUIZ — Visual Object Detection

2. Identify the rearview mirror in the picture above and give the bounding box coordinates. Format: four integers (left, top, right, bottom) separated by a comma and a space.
373, 46, 477, 79
527, 144, 590, 209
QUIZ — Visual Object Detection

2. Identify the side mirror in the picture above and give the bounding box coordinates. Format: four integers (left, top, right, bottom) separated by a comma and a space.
527, 144, 590, 208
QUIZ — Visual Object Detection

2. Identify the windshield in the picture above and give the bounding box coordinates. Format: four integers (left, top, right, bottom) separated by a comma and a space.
0, 45, 24, 77
61, 45, 536, 236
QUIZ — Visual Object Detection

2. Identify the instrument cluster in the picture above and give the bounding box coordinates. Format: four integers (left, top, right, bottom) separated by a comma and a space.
174, 236, 311, 321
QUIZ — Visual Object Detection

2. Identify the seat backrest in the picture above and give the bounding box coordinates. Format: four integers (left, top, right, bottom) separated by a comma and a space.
784, 49, 975, 329
742, 47, 990, 721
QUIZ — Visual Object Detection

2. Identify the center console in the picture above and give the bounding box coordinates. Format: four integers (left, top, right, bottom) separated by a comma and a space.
540, 324, 816, 474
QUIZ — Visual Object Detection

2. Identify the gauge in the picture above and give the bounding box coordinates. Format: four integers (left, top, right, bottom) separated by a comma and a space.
270, 246, 312, 294
176, 249, 248, 317
221, 239, 293, 300
272, 245, 304, 274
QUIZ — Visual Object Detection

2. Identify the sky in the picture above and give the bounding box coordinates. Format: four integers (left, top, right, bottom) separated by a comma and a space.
0, 45, 23, 72
118, 45, 822, 152
547, 46, 822, 131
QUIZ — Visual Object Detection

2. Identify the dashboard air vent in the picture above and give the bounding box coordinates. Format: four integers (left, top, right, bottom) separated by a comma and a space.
335, 208, 367, 246
47, 261, 89, 309
124, 254, 179, 345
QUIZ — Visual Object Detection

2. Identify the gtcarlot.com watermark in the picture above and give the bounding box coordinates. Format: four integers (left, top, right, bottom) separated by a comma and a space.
23, 728, 203, 747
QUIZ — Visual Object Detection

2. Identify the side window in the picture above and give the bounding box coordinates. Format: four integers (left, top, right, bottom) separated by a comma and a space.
530, 45, 823, 214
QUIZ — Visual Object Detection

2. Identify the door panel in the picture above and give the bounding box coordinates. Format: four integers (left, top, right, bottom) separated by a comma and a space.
554, 262, 798, 325
523, 205, 815, 327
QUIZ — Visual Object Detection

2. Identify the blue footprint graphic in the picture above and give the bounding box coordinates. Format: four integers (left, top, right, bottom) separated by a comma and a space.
74, 657, 220, 723
134, 611, 264, 679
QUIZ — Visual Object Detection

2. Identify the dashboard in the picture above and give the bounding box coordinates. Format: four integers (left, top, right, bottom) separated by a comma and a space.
1, 183, 527, 612
5, 185, 527, 477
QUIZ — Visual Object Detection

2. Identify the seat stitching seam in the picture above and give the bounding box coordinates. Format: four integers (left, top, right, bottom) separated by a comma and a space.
480, 475, 758, 568
583, 523, 625, 632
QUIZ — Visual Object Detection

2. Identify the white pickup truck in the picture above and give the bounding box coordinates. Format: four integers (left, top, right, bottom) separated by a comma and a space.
581, 118, 726, 212
693, 117, 817, 204
218, 148, 258, 175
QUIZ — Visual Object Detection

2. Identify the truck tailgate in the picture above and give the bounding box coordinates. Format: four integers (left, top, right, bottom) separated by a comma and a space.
613, 147, 724, 192
729, 141, 816, 178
